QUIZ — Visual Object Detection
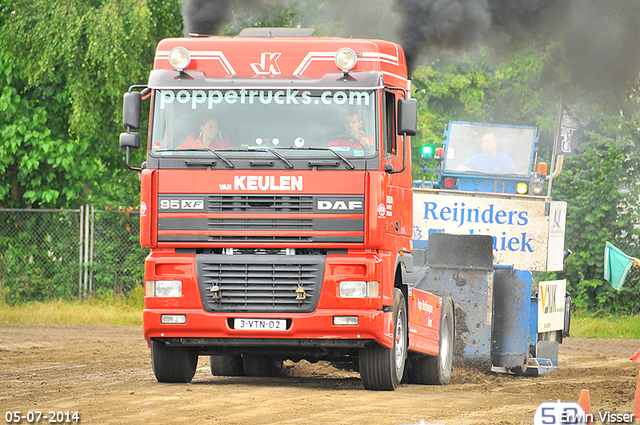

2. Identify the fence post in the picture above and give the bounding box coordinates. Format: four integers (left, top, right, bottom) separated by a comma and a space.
78, 205, 84, 301
89, 205, 95, 294
83, 203, 90, 297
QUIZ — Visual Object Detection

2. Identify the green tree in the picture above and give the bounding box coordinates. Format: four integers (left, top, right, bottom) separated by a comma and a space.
410, 51, 496, 177
0, 0, 183, 209
553, 131, 640, 314
409, 36, 640, 313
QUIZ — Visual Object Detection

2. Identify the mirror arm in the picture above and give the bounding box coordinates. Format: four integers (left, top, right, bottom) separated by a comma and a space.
124, 146, 142, 172
387, 133, 407, 174
385, 85, 412, 175
124, 125, 142, 172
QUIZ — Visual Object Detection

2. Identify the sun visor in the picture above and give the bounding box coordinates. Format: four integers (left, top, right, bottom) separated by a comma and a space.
147, 70, 384, 90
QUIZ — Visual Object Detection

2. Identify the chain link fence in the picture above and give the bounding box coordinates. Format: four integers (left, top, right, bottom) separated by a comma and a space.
1, 208, 639, 313
0, 207, 148, 304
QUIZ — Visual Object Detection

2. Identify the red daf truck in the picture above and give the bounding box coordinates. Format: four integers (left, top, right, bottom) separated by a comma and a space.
120, 28, 450, 390
120, 28, 569, 391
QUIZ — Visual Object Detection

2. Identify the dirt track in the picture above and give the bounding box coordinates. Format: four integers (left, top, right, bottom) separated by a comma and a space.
1, 324, 639, 424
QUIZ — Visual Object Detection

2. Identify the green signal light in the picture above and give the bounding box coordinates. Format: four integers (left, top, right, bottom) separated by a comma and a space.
421, 145, 435, 157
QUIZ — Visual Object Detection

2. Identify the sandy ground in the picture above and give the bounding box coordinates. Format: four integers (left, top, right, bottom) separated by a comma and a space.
1, 324, 639, 425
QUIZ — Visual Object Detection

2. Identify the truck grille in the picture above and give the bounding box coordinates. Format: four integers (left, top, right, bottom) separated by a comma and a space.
196, 254, 324, 313
207, 218, 313, 230
208, 195, 314, 213
157, 194, 365, 244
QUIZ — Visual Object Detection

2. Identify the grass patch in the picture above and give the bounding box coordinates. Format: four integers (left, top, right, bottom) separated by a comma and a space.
0, 287, 144, 326
569, 313, 640, 339
1, 290, 639, 338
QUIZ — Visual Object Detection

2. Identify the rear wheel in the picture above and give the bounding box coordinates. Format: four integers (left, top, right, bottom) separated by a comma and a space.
210, 354, 244, 376
410, 297, 454, 385
242, 354, 283, 377
151, 340, 198, 383
359, 288, 407, 390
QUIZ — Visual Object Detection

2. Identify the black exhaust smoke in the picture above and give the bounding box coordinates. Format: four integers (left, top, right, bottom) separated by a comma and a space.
395, 0, 640, 90
182, 0, 274, 36
181, 0, 640, 92
395, 0, 570, 74
182, 0, 230, 36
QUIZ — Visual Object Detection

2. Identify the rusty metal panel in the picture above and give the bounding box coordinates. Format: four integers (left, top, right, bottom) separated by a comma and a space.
491, 270, 532, 368
412, 267, 493, 365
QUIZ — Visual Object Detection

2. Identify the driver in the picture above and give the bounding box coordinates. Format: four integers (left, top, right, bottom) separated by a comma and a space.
328, 111, 374, 154
178, 117, 231, 150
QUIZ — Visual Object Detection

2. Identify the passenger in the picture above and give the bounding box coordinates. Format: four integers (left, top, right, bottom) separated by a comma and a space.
178, 117, 231, 150
457, 132, 516, 174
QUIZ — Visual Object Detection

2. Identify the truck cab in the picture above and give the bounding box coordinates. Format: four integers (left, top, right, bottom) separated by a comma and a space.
427, 121, 543, 195
120, 29, 438, 391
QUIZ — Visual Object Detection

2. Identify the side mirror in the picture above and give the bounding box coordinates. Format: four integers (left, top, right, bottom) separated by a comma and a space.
122, 91, 142, 130
119, 132, 140, 150
397, 98, 417, 136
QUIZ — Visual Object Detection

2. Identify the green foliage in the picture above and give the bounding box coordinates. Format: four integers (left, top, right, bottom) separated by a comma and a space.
410, 39, 640, 314
553, 132, 640, 314
409, 42, 569, 177
0, 0, 182, 208
410, 53, 496, 177
0, 0, 639, 314
570, 312, 640, 339
0, 52, 92, 207
0, 209, 148, 304
0, 211, 80, 303
221, 1, 343, 37
91, 209, 147, 296
569, 278, 640, 315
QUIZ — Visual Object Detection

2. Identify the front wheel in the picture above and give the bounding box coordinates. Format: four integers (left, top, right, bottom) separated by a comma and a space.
410, 297, 454, 385
151, 340, 198, 383
359, 288, 407, 390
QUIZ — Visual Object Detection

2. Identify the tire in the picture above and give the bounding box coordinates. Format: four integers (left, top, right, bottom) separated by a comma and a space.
151, 340, 198, 383
242, 354, 283, 377
410, 297, 454, 385
359, 288, 407, 390
210, 354, 244, 376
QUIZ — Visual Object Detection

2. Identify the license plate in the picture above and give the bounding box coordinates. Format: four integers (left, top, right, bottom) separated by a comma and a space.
233, 318, 287, 331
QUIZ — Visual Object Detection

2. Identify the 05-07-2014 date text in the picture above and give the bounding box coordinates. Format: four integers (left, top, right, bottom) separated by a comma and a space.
5, 411, 80, 424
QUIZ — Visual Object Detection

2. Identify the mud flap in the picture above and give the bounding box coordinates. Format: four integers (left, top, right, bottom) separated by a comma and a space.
412, 233, 495, 366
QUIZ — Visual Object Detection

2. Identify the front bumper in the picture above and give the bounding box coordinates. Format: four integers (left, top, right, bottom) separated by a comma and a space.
143, 308, 394, 349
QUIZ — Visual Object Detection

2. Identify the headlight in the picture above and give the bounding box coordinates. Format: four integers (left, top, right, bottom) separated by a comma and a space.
530, 177, 545, 195
169, 47, 191, 71
516, 182, 528, 195
335, 48, 357, 72
146, 280, 182, 297
339, 281, 379, 298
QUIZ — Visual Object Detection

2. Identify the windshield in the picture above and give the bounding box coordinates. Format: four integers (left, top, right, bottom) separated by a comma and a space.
150, 88, 377, 158
444, 122, 536, 176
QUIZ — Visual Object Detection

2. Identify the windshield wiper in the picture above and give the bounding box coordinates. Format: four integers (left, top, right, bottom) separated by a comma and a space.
248, 146, 294, 169
177, 149, 234, 168
279, 147, 355, 170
